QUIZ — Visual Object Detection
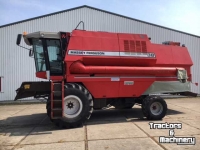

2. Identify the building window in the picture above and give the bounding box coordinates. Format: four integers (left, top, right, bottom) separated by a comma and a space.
0, 77, 1, 92
0, 77, 4, 92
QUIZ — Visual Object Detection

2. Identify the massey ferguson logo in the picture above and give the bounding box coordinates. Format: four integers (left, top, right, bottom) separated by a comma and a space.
70, 51, 84, 55
86, 51, 105, 55
69, 50, 105, 55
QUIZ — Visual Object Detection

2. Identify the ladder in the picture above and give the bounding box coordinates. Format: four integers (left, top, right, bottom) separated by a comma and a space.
51, 80, 64, 119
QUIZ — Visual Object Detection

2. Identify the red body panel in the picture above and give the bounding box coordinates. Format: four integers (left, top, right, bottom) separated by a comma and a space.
119, 79, 153, 97
36, 72, 46, 79
62, 30, 193, 98
36, 72, 63, 80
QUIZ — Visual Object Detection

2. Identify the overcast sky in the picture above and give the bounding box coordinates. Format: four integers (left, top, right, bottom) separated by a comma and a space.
0, 0, 199, 36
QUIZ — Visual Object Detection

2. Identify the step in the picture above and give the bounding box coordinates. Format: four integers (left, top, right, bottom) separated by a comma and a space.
53, 83, 62, 91
52, 91, 62, 99
52, 101, 62, 108
51, 81, 63, 119
52, 114, 62, 118
51, 116, 62, 119
52, 81, 62, 84
53, 100, 62, 102
52, 108, 62, 111
52, 110, 62, 118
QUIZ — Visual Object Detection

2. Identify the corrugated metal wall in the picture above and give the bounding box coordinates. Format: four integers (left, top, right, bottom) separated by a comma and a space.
0, 7, 199, 101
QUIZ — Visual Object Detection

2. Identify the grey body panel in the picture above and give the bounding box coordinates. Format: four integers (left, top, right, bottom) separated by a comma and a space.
23, 31, 60, 45
143, 81, 191, 95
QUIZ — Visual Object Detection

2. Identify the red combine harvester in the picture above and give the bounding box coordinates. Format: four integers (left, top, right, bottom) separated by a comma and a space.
15, 22, 196, 128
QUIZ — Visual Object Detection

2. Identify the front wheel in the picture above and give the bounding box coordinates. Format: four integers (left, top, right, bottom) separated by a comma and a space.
56, 83, 93, 128
142, 96, 167, 120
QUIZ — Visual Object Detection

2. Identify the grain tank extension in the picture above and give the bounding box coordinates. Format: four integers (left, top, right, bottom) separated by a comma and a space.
15, 24, 197, 128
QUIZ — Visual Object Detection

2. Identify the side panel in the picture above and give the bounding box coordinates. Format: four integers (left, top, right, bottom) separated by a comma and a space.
64, 30, 194, 98
150, 44, 193, 66
143, 81, 191, 95
67, 74, 194, 98
67, 30, 119, 51
65, 30, 120, 66
67, 75, 120, 98
83, 81, 119, 98
68, 75, 181, 98
119, 78, 154, 97
117, 33, 156, 67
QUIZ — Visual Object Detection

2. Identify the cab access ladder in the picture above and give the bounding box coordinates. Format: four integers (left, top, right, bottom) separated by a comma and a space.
51, 80, 64, 119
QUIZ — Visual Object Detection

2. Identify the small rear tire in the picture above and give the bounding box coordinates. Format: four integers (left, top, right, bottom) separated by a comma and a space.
142, 96, 167, 120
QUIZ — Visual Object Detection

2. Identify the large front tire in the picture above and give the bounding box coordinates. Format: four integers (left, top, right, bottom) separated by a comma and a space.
55, 83, 93, 128
142, 96, 167, 120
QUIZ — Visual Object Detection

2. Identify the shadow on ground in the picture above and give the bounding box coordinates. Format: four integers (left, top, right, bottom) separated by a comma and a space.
0, 107, 184, 136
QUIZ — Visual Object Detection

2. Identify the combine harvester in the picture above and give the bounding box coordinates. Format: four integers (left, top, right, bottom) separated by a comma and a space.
15, 22, 197, 128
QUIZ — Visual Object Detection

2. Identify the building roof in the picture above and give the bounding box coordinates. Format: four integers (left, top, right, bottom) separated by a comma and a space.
0, 5, 199, 38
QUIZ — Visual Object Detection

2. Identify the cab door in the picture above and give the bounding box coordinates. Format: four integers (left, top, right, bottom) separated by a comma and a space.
45, 39, 63, 76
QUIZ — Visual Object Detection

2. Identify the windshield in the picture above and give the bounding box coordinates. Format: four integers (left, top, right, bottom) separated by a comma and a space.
32, 39, 63, 75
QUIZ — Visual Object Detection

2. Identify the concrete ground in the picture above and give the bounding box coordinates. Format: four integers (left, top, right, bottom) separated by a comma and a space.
0, 97, 200, 150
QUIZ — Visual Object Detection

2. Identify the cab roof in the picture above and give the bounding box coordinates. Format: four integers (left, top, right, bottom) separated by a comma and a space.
23, 31, 60, 45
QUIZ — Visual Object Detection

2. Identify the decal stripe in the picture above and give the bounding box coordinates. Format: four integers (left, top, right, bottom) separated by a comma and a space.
68, 50, 119, 56
74, 76, 177, 79
68, 50, 156, 58
120, 52, 155, 57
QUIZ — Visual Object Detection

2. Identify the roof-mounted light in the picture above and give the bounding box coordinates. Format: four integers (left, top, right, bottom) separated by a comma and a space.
23, 32, 27, 35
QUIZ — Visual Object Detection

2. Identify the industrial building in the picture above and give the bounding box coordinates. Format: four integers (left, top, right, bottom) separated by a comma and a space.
0, 5, 199, 101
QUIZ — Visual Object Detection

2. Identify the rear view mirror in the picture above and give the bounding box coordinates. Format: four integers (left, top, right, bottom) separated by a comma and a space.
29, 48, 34, 57
16, 34, 22, 45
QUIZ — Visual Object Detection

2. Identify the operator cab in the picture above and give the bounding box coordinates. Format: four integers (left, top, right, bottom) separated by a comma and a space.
16, 31, 69, 79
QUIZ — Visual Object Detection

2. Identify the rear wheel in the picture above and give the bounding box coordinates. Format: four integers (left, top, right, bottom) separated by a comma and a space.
142, 96, 167, 120
52, 83, 93, 128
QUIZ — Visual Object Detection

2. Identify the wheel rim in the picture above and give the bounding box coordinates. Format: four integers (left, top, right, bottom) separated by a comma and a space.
63, 95, 83, 118
150, 102, 163, 116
